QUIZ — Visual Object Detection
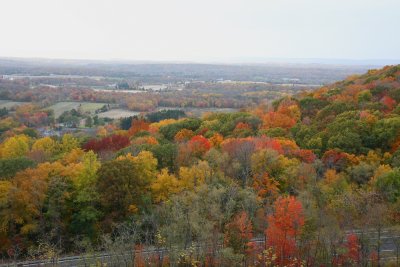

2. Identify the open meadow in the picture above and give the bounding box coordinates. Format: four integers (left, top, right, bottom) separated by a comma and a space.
0, 100, 28, 109
49, 102, 108, 118
96, 108, 140, 119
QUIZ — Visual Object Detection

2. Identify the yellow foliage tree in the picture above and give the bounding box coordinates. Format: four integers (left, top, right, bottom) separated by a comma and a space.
251, 149, 299, 191
151, 168, 181, 203
76, 151, 100, 185
251, 149, 284, 178
59, 134, 80, 154
2, 161, 64, 235
324, 169, 340, 184
370, 164, 392, 185
149, 118, 184, 133
0, 134, 30, 159
61, 148, 85, 165
179, 160, 210, 190
117, 151, 158, 184
32, 137, 56, 157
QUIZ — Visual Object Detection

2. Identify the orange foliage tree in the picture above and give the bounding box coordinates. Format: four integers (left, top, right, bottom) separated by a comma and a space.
263, 112, 297, 130
131, 136, 159, 146
128, 118, 150, 137
265, 195, 305, 266
263, 100, 300, 131
174, 129, 195, 142
234, 122, 250, 131
252, 173, 280, 202
208, 133, 223, 148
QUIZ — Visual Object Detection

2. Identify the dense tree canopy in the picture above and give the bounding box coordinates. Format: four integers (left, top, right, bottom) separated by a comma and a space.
0, 64, 399, 265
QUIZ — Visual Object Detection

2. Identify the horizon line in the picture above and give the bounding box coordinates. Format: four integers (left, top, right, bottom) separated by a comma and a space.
0, 56, 399, 67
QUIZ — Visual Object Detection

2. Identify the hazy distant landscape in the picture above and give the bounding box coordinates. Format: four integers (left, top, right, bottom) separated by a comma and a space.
0, 57, 375, 122
0, 57, 375, 84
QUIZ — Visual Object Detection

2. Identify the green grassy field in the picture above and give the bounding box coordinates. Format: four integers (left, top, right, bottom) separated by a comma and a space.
97, 109, 140, 119
0, 100, 28, 109
49, 102, 108, 118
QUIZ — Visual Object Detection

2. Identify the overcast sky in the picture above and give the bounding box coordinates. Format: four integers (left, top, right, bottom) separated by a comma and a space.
1, 0, 399, 62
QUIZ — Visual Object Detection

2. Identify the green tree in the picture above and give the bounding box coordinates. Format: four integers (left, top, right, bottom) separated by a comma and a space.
148, 143, 178, 170
371, 117, 400, 150
327, 130, 363, 154
347, 162, 375, 185
84, 116, 93, 128
260, 127, 287, 138
97, 152, 157, 221
43, 175, 74, 248
22, 128, 39, 138
357, 90, 372, 103
70, 151, 101, 239
0, 157, 35, 179
63, 115, 80, 128
375, 168, 400, 203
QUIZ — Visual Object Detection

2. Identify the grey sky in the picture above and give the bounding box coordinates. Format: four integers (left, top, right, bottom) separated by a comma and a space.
1, 0, 399, 62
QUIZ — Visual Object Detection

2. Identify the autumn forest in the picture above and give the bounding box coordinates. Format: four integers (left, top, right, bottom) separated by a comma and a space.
1, 62, 400, 266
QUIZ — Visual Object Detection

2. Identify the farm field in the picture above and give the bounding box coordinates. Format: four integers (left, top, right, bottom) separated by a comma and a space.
86, 106, 238, 120
0, 100, 28, 109
49, 102, 108, 118
92, 88, 142, 93
156, 107, 239, 117
96, 108, 140, 119
184, 107, 238, 116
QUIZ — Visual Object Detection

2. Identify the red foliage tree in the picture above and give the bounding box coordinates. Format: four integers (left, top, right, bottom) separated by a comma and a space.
83, 134, 130, 153
365, 83, 376, 89
265, 196, 305, 266
222, 138, 246, 156
259, 137, 284, 155
299, 149, 316, 163
344, 234, 361, 264
335, 234, 361, 266
189, 135, 211, 157
322, 149, 347, 170
381, 96, 396, 113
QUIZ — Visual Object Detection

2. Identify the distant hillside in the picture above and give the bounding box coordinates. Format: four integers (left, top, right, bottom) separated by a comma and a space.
287, 64, 400, 155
